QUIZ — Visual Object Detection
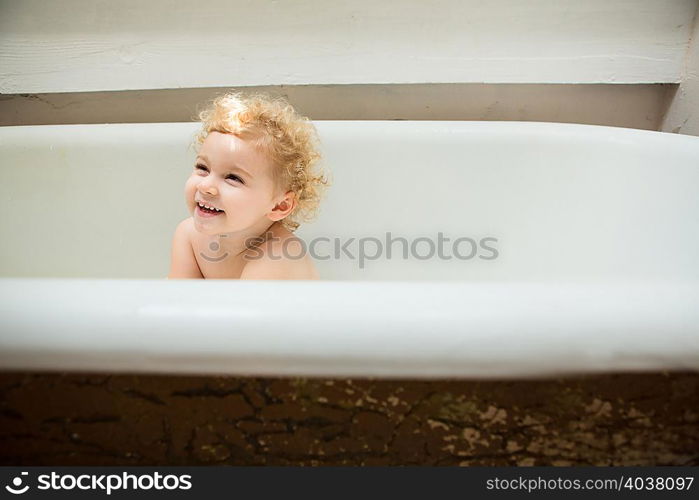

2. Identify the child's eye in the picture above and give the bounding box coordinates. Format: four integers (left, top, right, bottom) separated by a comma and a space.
195, 163, 208, 173
226, 174, 244, 184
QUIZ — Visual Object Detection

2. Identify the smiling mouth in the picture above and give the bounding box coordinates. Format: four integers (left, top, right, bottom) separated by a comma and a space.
196, 201, 225, 214
196, 204, 225, 219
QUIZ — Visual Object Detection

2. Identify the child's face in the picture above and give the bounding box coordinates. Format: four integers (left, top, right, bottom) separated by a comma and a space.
185, 131, 282, 235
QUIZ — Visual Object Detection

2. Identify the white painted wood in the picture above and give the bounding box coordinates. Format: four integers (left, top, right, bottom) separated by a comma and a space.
0, 0, 696, 93
662, 6, 699, 135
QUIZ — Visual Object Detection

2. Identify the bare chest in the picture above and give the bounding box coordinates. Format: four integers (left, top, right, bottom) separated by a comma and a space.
191, 238, 248, 279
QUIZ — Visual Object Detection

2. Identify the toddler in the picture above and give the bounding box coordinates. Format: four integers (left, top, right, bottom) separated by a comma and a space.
168, 92, 328, 279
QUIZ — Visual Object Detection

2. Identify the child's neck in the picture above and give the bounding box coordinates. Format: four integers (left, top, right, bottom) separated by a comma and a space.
214, 220, 280, 258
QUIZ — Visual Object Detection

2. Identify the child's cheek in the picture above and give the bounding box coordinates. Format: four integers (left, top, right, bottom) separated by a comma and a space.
184, 180, 197, 211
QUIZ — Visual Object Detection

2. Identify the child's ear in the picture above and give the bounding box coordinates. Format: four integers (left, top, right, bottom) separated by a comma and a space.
268, 191, 297, 221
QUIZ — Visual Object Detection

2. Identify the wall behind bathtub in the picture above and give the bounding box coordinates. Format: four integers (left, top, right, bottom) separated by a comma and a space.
0, 0, 698, 135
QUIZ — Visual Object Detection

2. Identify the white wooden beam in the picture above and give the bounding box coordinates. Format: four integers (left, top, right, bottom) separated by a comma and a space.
0, 0, 696, 93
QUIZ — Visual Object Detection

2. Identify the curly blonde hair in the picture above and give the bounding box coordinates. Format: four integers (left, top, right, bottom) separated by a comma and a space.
191, 91, 329, 232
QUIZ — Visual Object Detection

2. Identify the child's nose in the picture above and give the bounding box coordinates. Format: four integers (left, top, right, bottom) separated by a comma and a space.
198, 181, 218, 196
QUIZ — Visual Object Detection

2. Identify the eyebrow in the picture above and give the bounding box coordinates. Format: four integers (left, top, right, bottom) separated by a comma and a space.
196, 154, 253, 179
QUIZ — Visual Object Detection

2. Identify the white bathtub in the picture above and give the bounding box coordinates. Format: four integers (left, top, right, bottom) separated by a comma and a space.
1, 121, 698, 377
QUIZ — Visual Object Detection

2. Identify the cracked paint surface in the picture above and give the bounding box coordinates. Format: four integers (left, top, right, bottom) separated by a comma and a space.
0, 372, 697, 465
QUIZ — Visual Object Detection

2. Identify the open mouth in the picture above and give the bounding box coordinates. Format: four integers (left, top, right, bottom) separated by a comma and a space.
196, 201, 225, 216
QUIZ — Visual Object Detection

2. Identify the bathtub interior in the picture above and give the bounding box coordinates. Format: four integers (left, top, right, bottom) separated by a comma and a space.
0, 120, 698, 283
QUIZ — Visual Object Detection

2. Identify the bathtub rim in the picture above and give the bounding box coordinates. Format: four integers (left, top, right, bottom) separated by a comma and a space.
1, 278, 697, 379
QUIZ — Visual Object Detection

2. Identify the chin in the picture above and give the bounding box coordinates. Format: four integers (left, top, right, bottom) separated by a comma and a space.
192, 218, 218, 234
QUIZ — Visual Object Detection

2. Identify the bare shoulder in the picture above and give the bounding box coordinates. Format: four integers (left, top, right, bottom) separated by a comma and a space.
178, 216, 198, 239
173, 216, 194, 237
175, 216, 203, 249
240, 225, 319, 280
168, 217, 203, 279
